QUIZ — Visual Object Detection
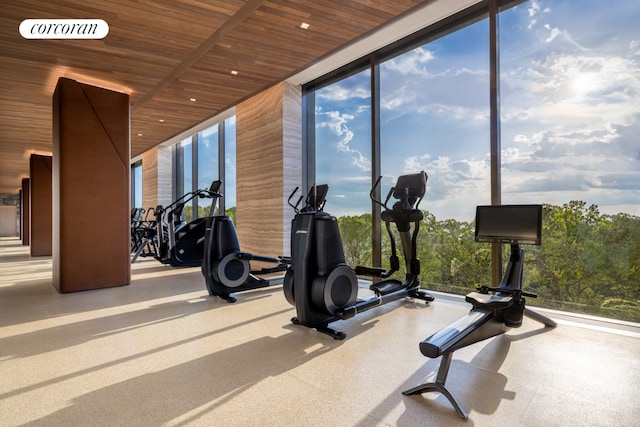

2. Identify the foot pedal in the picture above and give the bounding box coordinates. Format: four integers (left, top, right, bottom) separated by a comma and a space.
370, 279, 403, 296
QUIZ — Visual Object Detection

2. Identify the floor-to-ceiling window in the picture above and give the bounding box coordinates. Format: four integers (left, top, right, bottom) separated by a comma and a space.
176, 137, 194, 222
174, 114, 236, 223
198, 124, 219, 217
380, 17, 491, 292
131, 160, 142, 209
499, 0, 640, 320
224, 116, 237, 222
304, 0, 640, 322
314, 69, 373, 267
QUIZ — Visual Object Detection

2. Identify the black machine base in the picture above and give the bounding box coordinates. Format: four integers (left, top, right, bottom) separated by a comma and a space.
403, 351, 468, 419
291, 316, 347, 340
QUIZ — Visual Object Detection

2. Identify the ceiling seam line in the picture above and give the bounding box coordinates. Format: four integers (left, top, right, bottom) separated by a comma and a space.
131, 0, 266, 114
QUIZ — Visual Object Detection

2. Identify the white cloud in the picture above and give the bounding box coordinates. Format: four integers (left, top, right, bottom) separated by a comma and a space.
528, 0, 541, 17
317, 110, 371, 172
383, 47, 435, 77
317, 83, 370, 102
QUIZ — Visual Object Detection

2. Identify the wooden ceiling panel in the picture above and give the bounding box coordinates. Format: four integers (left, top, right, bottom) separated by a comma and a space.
0, 0, 428, 193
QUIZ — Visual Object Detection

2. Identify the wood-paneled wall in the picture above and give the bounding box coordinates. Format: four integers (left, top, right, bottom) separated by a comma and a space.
282, 82, 303, 254
142, 145, 173, 210
0, 206, 17, 237
236, 82, 301, 259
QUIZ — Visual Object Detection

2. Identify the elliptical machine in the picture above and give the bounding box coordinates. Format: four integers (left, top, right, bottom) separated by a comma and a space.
201, 182, 297, 303
403, 204, 557, 419
284, 171, 434, 340
131, 207, 159, 263
152, 180, 221, 267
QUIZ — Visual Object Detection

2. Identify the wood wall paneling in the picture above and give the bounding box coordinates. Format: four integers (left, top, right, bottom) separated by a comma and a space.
281, 82, 302, 256
236, 83, 284, 262
236, 82, 302, 260
0, 206, 18, 237
142, 145, 173, 210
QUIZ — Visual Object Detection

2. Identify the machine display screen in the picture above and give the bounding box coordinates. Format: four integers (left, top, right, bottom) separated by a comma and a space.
474, 204, 542, 245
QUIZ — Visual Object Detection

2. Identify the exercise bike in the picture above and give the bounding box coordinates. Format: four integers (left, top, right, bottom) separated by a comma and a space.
283, 171, 434, 340
152, 180, 221, 267
403, 204, 557, 419
200, 182, 304, 303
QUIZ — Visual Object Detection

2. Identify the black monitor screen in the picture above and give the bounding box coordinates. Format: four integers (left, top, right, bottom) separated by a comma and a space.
308, 184, 328, 208
475, 204, 542, 245
392, 171, 427, 201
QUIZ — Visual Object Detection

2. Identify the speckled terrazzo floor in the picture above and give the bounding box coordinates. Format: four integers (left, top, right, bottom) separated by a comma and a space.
1, 236, 639, 426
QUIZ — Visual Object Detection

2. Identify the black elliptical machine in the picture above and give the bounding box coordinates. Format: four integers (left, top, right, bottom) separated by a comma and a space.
131, 207, 160, 263
403, 204, 557, 419
284, 171, 434, 340
152, 180, 221, 267
201, 182, 296, 303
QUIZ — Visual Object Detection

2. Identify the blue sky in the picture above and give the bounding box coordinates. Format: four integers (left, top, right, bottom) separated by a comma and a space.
314, 0, 640, 221
181, 116, 237, 210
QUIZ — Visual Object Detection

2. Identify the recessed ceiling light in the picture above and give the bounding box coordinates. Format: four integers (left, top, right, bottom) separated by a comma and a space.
190, 98, 196, 102
158, 119, 165, 123
230, 70, 238, 75
300, 22, 310, 29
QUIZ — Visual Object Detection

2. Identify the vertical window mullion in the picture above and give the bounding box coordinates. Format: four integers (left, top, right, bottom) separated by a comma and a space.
370, 54, 382, 269
130, 163, 136, 208
489, 0, 502, 283
191, 134, 198, 219
302, 89, 316, 192
218, 120, 226, 214
174, 144, 183, 202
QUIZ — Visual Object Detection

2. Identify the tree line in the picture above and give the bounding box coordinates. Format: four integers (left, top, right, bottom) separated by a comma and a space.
338, 200, 640, 322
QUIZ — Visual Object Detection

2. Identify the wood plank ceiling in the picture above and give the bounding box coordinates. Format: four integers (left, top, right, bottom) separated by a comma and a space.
0, 0, 428, 194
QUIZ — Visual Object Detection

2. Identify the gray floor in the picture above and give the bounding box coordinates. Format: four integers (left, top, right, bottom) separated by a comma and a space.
1, 236, 639, 426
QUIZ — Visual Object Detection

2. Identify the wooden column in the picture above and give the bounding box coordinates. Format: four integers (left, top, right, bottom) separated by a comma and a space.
52, 77, 130, 293
236, 82, 302, 258
21, 178, 30, 245
29, 155, 52, 256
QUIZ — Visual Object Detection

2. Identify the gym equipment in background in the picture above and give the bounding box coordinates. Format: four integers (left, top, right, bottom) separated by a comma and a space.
403, 204, 557, 419
284, 172, 434, 340
131, 207, 160, 263
150, 180, 221, 267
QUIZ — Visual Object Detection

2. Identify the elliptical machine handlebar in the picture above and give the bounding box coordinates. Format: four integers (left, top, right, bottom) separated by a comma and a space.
369, 175, 388, 210
288, 184, 328, 213
155, 187, 216, 217
288, 187, 304, 213
370, 171, 428, 213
